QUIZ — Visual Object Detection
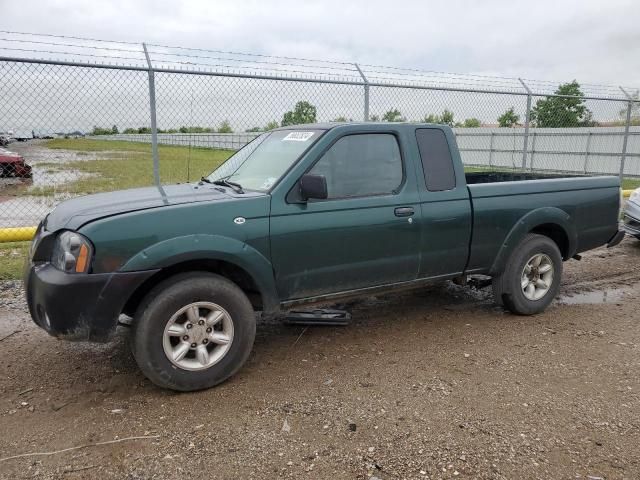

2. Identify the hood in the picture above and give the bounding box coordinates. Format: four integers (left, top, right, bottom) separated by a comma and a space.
46, 183, 232, 231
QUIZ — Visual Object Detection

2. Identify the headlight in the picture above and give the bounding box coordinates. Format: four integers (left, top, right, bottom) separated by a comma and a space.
51, 231, 93, 274
630, 188, 640, 205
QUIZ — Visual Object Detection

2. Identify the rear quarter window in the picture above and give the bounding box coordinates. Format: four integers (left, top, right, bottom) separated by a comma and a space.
415, 128, 456, 191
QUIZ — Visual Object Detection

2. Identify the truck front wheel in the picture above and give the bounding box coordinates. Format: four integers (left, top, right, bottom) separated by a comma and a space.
492, 234, 562, 315
131, 272, 256, 391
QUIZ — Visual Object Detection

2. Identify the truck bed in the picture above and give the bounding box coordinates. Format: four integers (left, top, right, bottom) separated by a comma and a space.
464, 173, 620, 274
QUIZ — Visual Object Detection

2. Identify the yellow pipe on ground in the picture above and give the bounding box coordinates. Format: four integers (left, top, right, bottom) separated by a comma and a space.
0, 226, 37, 243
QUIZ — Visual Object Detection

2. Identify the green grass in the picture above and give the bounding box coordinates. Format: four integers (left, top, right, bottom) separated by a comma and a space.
0, 242, 29, 280
33, 138, 234, 195
622, 177, 640, 190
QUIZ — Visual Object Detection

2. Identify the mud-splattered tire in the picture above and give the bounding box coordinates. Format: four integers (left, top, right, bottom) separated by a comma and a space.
492, 234, 562, 315
132, 272, 256, 391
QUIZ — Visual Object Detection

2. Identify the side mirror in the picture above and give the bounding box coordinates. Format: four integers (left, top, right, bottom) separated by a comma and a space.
299, 174, 328, 201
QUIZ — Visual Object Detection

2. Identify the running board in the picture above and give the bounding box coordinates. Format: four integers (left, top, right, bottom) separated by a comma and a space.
284, 309, 351, 326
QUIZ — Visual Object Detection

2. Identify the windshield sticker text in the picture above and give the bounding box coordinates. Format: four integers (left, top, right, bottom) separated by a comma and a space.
282, 131, 314, 142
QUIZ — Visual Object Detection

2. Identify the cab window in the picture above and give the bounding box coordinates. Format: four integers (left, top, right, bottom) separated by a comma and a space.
308, 133, 403, 199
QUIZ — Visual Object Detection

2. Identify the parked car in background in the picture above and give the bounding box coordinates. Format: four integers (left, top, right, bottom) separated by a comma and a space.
623, 188, 640, 239
0, 148, 33, 178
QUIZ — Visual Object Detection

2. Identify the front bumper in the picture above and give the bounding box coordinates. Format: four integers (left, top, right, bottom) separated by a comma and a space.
25, 262, 157, 342
622, 201, 640, 237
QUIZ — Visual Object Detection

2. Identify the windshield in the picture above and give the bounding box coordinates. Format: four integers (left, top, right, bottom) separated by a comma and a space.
206, 129, 323, 191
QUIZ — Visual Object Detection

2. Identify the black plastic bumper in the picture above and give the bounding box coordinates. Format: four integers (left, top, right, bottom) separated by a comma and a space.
25, 263, 158, 342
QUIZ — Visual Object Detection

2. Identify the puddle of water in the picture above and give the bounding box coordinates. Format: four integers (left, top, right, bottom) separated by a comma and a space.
558, 288, 628, 305
29, 166, 93, 188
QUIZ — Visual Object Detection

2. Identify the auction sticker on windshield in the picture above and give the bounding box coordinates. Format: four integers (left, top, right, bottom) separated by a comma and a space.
282, 131, 314, 142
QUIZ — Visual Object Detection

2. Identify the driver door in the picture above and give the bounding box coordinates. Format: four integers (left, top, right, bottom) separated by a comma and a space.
269, 131, 422, 300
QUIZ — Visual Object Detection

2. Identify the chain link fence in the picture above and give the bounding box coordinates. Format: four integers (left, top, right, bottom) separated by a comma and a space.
1, 32, 639, 242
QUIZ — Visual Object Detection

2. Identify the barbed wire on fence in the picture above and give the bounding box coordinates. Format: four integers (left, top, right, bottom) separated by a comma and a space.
1, 31, 638, 99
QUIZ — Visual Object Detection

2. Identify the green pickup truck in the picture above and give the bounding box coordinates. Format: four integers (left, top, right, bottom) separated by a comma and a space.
25, 123, 624, 391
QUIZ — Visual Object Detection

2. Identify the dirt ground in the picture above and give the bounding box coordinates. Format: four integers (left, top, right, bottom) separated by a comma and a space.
0, 239, 639, 480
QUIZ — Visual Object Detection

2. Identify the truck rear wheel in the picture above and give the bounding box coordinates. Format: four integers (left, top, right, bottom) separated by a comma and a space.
131, 272, 256, 391
492, 234, 562, 315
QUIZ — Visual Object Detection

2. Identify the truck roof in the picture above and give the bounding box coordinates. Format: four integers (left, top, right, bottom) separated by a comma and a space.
274, 122, 447, 131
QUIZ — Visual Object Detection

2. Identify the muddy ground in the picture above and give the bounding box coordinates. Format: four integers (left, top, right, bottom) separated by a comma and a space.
0, 239, 639, 479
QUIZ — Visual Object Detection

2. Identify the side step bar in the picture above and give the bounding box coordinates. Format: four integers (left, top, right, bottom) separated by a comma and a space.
284, 309, 351, 326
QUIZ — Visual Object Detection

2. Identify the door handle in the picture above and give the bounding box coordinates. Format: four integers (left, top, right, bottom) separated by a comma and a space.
394, 206, 414, 217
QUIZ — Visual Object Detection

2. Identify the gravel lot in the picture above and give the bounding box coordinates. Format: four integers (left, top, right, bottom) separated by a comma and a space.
0, 239, 639, 479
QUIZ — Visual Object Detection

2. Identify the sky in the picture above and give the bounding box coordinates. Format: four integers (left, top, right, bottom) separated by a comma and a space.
3, 0, 640, 90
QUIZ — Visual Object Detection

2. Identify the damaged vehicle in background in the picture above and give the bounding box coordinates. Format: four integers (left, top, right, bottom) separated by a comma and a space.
622, 187, 640, 239
0, 148, 32, 178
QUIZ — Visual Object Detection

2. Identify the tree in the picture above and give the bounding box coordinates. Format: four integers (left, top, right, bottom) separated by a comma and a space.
459, 118, 481, 128
178, 126, 214, 133
90, 126, 112, 135
245, 126, 262, 132
217, 120, 233, 133
498, 107, 520, 127
382, 109, 405, 122
530, 81, 592, 127
331, 116, 348, 122
423, 109, 455, 126
265, 121, 280, 130
111, 125, 119, 134
369, 114, 380, 121
281, 101, 317, 126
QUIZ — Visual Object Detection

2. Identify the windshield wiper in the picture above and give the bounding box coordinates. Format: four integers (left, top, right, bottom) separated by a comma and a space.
210, 177, 244, 194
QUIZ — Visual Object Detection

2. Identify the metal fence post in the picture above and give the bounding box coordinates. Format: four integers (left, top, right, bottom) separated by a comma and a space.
354, 63, 369, 121
583, 132, 592, 173
518, 78, 532, 170
619, 87, 634, 180
143, 43, 160, 187
529, 132, 537, 171
488, 132, 494, 167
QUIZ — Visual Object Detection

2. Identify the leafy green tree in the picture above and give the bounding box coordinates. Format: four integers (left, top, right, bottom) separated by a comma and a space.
332, 116, 348, 122
123, 127, 137, 134
369, 114, 380, 121
217, 120, 233, 133
178, 126, 214, 133
498, 107, 520, 127
423, 109, 455, 126
265, 121, 280, 130
246, 126, 262, 132
530, 81, 593, 127
137, 127, 152, 134
111, 125, 119, 134
439, 109, 455, 126
91, 126, 112, 135
382, 109, 405, 122
459, 118, 481, 128
281, 101, 317, 126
